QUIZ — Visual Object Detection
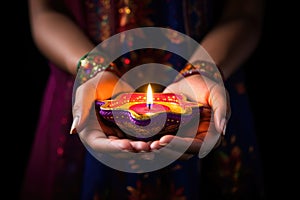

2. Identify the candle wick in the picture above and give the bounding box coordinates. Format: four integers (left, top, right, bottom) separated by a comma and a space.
147, 103, 152, 110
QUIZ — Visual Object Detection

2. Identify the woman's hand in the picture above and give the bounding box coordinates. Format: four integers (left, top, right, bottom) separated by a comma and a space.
150, 73, 231, 159
71, 71, 152, 159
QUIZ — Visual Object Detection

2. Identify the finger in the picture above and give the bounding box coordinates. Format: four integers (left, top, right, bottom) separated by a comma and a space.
81, 130, 135, 153
130, 141, 151, 152
79, 108, 135, 153
149, 140, 162, 150
71, 73, 101, 133
208, 84, 230, 134
159, 135, 204, 154
197, 119, 221, 158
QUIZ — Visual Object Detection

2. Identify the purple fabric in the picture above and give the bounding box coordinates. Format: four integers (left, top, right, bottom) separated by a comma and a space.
21, 58, 85, 200
20, 1, 88, 198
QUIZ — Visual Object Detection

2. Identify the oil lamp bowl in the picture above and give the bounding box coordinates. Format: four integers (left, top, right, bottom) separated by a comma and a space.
95, 93, 203, 141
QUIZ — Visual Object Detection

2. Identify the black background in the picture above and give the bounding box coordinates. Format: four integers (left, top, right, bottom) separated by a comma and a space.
8, 0, 293, 199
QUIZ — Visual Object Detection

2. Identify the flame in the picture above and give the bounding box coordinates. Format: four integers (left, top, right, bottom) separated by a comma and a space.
146, 84, 153, 108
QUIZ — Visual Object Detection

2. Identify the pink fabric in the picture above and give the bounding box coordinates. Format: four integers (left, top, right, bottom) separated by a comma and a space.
21, 63, 86, 200
20, 1, 88, 198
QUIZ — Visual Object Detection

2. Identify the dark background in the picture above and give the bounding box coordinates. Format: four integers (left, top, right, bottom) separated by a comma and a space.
9, 0, 292, 199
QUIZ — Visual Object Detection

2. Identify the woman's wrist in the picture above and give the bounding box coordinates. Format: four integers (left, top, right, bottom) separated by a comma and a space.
76, 52, 121, 84
174, 60, 224, 83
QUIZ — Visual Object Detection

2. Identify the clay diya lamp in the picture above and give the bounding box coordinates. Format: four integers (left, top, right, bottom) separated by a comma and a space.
95, 84, 203, 141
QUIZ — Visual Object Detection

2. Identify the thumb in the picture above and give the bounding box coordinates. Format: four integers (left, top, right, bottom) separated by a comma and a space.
70, 76, 99, 134
198, 88, 230, 158
210, 86, 231, 135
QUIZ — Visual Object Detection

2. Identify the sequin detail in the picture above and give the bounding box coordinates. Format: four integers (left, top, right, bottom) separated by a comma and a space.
77, 52, 120, 85
174, 60, 224, 83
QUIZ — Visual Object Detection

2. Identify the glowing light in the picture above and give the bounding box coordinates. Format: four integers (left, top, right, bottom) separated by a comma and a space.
146, 84, 153, 109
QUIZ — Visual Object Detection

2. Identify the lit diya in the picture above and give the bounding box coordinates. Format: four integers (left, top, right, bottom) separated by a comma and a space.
95, 84, 203, 141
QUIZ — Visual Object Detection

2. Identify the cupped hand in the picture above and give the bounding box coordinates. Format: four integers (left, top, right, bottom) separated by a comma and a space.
150, 73, 230, 159
71, 71, 152, 159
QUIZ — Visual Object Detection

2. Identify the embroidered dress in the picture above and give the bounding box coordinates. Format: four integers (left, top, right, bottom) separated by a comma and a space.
21, 1, 265, 200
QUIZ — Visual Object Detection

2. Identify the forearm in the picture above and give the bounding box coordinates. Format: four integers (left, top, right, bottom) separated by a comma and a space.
200, 17, 262, 79
189, 0, 264, 80
29, 0, 94, 76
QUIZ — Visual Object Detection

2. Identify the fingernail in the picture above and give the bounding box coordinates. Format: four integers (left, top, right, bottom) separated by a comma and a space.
70, 116, 79, 134
222, 124, 227, 136
219, 118, 226, 135
159, 143, 167, 146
